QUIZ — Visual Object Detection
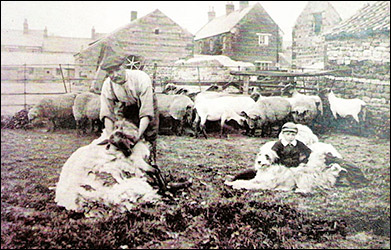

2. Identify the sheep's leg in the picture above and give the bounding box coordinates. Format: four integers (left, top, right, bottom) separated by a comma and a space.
220, 119, 226, 138
193, 113, 201, 138
200, 116, 208, 139
75, 120, 82, 135
47, 119, 56, 132
88, 119, 94, 134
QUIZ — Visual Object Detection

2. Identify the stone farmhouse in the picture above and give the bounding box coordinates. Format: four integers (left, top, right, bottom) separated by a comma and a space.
291, 1, 341, 70
322, 1, 390, 137
1, 19, 99, 81
194, 1, 282, 71
75, 9, 194, 92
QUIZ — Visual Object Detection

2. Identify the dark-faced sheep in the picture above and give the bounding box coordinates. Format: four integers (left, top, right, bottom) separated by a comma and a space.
241, 96, 292, 137
28, 93, 77, 131
73, 92, 103, 135
285, 90, 323, 127
156, 93, 195, 135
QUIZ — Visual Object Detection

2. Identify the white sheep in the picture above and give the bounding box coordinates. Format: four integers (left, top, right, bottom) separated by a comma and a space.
285, 90, 323, 126
73, 92, 102, 134
326, 89, 366, 123
193, 93, 255, 138
55, 119, 161, 213
156, 93, 195, 135
241, 96, 292, 137
28, 93, 77, 131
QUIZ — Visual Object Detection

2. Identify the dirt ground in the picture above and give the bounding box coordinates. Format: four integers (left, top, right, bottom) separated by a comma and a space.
1, 127, 390, 249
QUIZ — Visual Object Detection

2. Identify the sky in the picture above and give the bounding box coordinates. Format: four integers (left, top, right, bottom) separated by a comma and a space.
1, 1, 371, 42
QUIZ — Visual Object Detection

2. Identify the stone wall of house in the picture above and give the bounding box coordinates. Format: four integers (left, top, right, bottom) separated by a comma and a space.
300, 34, 390, 138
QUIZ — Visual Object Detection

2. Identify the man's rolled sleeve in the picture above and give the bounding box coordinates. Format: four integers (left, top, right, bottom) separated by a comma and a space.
138, 82, 155, 120
100, 77, 116, 122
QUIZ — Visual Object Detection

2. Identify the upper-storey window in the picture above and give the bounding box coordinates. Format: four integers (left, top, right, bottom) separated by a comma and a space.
313, 13, 323, 34
257, 33, 271, 46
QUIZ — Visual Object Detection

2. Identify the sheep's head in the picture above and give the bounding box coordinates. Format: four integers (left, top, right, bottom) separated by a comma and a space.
240, 111, 261, 130
184, 105, 195, 126
291, 107, 314, 125
162, 83, 177, 94
27, 107, 40, 122
97, 119, 139, 157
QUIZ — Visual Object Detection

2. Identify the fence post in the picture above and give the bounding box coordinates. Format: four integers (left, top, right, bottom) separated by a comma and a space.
68, 63, 71, 92
59, 64, 68, 93
153, 63, 157, 89
197, 66, 201, 91
23, 64, 27, 110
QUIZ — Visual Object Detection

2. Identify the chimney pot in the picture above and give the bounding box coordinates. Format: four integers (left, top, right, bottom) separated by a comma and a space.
44, 26, 48, 37
208, 6, 216, 22
91, 26, 96, 39
226, 2, 235, 15
239, 1, 249, 10
131, 11, 137, 22
23, 18, 28, 34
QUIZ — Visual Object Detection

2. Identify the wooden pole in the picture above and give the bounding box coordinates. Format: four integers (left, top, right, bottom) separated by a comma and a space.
197, 66, 201, 91
23, 64, 27, 110
243, 75, 250, 94
59, 64, 68, 93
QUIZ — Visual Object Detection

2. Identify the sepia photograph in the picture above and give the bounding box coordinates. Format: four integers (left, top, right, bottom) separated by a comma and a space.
1, 1, 390, 249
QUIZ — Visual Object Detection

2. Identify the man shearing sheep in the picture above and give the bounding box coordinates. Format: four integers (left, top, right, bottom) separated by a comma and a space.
99, 55, 159, 165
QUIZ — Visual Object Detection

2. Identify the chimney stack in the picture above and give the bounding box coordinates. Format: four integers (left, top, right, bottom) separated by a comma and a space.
44, 26, 48, 37
91, 26, 96, 39
131, 11, 137, 22
239, 1, 249, 10
23, 19, 28, 34
208, 6, 216, 22
226, 2, 234, 15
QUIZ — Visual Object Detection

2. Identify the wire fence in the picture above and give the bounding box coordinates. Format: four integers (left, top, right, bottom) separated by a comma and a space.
1, 62, 323, 116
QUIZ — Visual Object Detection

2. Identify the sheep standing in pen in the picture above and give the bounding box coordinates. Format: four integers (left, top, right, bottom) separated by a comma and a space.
241, 96, 292, 137
326, 89, 366, 123
285, 90, 323, 127
28, 93, 77, 131
156, 93, 195, 135
193, 93, 255, 138
73, 91, 103, 135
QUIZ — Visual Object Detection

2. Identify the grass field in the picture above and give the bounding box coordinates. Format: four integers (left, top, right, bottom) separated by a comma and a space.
1, 127, 390, 249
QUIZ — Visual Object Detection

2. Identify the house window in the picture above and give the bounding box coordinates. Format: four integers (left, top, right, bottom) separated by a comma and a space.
255, 61, 272, 71
209, 39, 214, 52
257, 33, 271, 46
154, 28, 160, 35
313, 13, 323, 34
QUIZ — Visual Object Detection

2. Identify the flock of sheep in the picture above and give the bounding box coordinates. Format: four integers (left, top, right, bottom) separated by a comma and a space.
24, 81, 370, 213
27, 82, 367, 139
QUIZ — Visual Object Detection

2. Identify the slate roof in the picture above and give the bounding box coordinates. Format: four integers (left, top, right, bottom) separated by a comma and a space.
194, 4, 254, 40
1, 29, 44, 47
80, 9, 194, 54
325, 1, 390, 39
1, 51, 75, 67
1, 29, 95, 54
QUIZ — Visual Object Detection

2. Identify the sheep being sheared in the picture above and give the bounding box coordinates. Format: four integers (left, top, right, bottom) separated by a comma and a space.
28, 93, 77, 131
55, 119, 162, 213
